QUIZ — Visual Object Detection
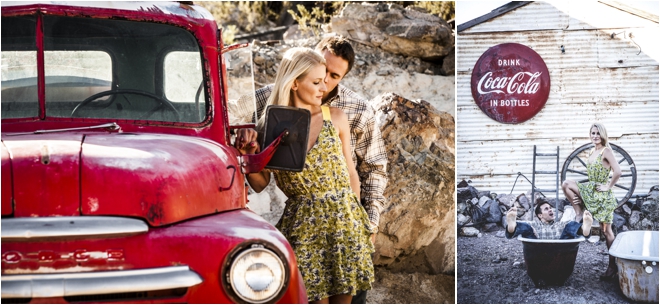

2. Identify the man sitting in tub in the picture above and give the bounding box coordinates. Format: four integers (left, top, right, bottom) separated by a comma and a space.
505, 198, 592, 239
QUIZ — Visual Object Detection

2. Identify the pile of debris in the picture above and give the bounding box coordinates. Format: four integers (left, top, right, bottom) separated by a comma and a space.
456, 180, 660, 237
612, 185, 659, 232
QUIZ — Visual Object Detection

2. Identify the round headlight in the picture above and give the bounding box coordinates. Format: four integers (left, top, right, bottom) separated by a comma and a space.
228, 247, 286, 303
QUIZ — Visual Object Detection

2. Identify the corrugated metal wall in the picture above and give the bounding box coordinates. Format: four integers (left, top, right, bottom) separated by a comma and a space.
457, 1, 659, 200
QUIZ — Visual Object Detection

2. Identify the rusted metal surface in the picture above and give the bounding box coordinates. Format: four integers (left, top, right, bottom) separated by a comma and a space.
457, 100, 659, 140
80, 133, 244, 226
461, 1, 657, 34
457, 2, 532, 33
462, 2, 567, 34
560, 66, 659, 102
3, 134, 83, 217
458, 30, 658, 73
470, 43, 551, 123
222, 42, 250, 54
518, 237, 585, 286
597, 27, 659, 68
610, 231, 659, 303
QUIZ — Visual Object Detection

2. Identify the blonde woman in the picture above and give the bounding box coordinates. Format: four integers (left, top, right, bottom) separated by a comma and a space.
235, 47, 374, 304
561, 123, 622, 280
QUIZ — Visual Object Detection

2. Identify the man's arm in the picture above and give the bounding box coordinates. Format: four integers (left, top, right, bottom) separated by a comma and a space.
254, 85, 273, 120
234, 85, 273, 149
232, 84, 272, 124
352, 101, 388, 234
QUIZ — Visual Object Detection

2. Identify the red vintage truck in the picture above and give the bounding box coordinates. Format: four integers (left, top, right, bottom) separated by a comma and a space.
1, 1, 307, 303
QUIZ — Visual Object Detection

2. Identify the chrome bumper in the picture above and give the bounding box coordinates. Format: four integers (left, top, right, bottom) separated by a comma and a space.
1, 266, 202, 298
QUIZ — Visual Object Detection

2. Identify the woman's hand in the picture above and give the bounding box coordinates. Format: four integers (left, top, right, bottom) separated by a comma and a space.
234, 128, 260, 155
233, 128, 269, 192
596, 184, 611, 192
571, 196, 582, 206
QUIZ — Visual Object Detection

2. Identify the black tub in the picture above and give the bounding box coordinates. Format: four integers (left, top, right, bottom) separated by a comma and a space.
517, 236, 586, 286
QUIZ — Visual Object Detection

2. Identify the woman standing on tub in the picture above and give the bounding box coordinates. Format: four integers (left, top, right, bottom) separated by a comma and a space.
562, 123, 622, 280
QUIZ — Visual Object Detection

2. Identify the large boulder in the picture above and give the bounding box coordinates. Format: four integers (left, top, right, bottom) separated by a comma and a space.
331, 3, 454, 62
371, 93, 455, 275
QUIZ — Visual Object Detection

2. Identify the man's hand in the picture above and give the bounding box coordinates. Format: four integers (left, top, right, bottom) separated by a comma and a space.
234, 128, 260, 155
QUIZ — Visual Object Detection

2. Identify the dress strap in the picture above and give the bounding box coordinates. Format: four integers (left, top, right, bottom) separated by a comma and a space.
321, 106, 331, 121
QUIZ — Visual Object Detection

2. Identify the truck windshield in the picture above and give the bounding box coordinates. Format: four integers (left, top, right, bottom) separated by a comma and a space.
1, 15, 207, 123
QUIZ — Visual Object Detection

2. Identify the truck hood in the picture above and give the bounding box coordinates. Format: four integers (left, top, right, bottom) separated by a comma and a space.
1, 133, 245, 226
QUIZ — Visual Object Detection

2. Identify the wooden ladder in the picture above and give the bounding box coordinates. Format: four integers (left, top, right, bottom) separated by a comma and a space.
531, 145, 560, 221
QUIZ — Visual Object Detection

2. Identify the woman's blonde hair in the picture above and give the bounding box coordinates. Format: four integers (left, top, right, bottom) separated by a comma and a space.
258, 47, 326, 128
591, 122, 611, 149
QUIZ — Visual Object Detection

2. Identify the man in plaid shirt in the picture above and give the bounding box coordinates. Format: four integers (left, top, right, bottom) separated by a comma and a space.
505, 198, 592, 239
234, 36, 387, 304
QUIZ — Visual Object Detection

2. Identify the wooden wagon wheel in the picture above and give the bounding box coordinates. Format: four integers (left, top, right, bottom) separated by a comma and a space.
561, 143, 637, 207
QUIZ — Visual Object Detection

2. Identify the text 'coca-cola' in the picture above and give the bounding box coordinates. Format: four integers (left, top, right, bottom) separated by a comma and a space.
470, 43, 551, 124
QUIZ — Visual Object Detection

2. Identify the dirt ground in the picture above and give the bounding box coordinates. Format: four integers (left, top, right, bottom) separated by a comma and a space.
367, 267, 455, 303
457, 230, 634, 304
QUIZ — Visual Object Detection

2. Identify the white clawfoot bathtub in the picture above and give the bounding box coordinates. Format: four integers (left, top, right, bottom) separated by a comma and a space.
609, 230, 659, 303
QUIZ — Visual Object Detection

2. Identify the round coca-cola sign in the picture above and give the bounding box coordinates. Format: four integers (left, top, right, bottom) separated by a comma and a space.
470, 43, 550, 124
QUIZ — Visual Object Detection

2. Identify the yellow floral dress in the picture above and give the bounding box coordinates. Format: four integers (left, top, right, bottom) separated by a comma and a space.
577, 148, 618, 224
273, 106, 374, 302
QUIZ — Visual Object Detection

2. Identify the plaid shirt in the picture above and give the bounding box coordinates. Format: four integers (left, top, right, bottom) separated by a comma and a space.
255, 84, 388, 229
527, 219, 573, 239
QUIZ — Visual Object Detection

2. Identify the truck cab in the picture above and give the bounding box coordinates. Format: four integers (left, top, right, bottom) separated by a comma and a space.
1, 2, 306, 303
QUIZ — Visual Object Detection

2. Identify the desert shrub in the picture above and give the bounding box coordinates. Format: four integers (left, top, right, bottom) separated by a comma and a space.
414, 1, 455, 21
196, 1, 274, 44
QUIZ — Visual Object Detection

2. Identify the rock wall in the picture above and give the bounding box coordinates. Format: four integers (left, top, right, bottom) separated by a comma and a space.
373, 93, 455, 275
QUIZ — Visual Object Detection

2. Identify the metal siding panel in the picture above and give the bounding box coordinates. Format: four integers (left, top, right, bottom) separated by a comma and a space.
457, 136, 658, 200
462, 1, 569, 34
457, 101, 659, 141
598, 27, 660, 68
458, 29, 657, 73
461, 1, 658, 34
560, 66, 659, 102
